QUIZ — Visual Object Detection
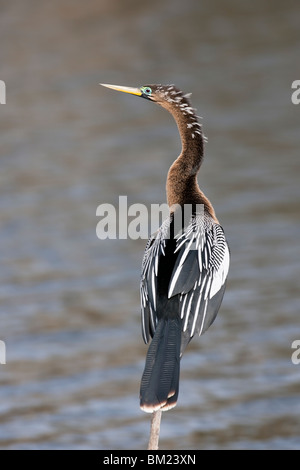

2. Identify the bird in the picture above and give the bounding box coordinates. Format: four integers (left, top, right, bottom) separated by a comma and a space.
101, 83, 230, 413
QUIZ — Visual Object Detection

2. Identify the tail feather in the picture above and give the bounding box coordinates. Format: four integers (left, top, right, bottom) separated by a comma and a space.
140, 317, 181, 413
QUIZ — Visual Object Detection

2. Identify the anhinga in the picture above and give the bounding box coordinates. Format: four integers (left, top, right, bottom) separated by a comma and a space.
101, 83, 230, 414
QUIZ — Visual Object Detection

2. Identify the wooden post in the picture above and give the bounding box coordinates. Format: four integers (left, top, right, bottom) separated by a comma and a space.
147, 410, 162, 450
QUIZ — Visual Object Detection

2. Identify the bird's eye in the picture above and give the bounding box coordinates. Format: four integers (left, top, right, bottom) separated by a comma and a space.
141, 86, 152, 96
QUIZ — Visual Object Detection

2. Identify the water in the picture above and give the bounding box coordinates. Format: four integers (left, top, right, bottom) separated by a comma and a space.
0, 0, 299, 449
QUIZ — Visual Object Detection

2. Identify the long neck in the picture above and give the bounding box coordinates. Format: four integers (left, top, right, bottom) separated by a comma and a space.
165, 100, 217, 220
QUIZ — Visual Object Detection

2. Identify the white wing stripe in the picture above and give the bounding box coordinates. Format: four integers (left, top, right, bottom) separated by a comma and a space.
181, 294, 188, 319
183, 291, 195, 331
197, 299, 209, 336
168, 236, 195, 298
151, 267, 156, 310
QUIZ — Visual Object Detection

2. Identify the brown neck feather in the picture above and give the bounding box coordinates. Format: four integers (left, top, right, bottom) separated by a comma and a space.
163, 97, 218, 222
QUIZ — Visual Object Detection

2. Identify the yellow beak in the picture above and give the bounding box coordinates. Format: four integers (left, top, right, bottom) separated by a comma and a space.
100, 83, 142, 96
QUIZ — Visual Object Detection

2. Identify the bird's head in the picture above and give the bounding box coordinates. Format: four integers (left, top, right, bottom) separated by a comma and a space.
100, 83, 192, 113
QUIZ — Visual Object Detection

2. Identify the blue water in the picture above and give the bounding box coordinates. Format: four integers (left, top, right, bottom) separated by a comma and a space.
0, 0, 299, 449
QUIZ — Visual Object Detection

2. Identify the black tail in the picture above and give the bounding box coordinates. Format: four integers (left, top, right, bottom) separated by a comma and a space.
140, 317, 181, 413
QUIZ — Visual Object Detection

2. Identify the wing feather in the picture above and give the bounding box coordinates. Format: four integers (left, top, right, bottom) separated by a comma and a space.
140, 212, 230, 347
170, 214, 230, 342
140, 217, 171, 343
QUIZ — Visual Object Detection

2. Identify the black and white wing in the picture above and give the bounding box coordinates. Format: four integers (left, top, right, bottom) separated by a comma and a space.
169, 214, 230, 342
140, 213, 230, 345
140, 217, 171, 343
